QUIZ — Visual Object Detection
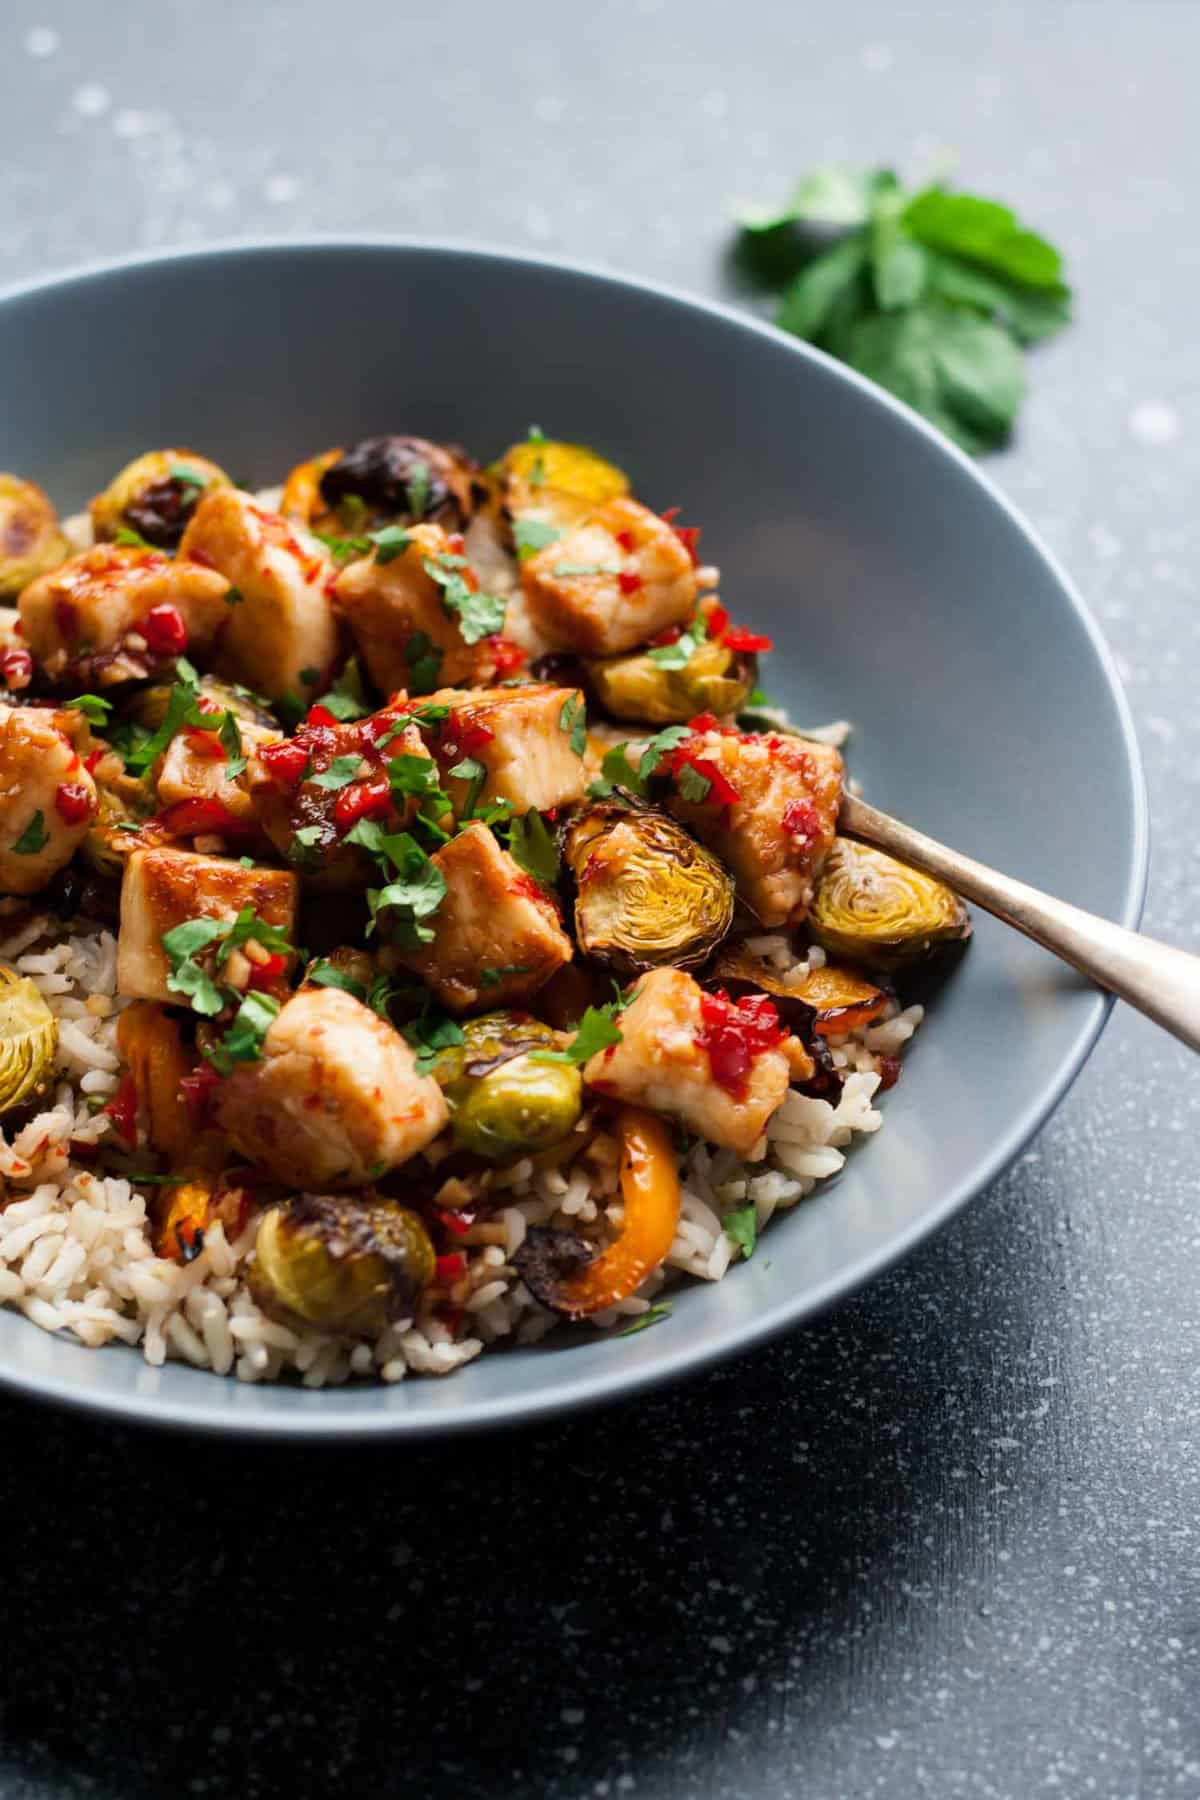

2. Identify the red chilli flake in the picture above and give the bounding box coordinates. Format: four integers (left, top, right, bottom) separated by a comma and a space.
437, 1207, 475, 1238
104, 1074, 139, 1145
696, 989, 786, 1099
705, 602, 730, 639
304, 703, 339, 729
157, 796, 237, 836
722, 625, 774, 654
83, 748, 104, 775
0, 647, 32, 689
617, 570, 643, 595
435, 1253, 467, 1285
486, 635, 526, 678
615, 528, 636, 552
54, 781, 93, 825
244, 951, 287, 991
259, 738, 310, 787
674, 526, 701, 565
333, 773, 392, 832
781, 798, 821, 842
142, 604, 189, 658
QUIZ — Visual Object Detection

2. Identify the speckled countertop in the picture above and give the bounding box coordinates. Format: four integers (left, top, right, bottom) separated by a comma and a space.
1, 4, 1199, 1796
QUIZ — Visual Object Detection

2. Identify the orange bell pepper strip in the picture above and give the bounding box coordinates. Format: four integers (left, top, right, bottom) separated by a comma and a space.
279, 447, 342, 527
536, 1106, 681, 1318
794, 963, 889, 1037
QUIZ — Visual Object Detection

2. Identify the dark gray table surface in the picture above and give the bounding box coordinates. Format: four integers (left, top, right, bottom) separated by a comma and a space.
2, 3, 1198, 1796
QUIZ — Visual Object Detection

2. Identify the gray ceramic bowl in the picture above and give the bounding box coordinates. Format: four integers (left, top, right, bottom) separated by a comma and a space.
0, 241, 1147, 1438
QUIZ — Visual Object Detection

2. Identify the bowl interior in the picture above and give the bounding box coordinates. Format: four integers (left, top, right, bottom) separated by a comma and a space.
0, 242, 1146, 1436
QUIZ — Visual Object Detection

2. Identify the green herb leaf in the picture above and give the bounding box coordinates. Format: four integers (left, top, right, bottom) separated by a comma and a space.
369, 525, 412, 566
312, 656, 371, 721
480, 964, 531, 987
646, 613, 708, 670
310, 754, 367, 791
224, 585, 245, 606
215, 907, 295, 967
307, 959, 367, 1000
404, 630, 443, 693
676, 762, 712, 804
588, 724, 690, 800
206, 990, 280, 1075
423, 554, 506, 644
513, 517, 561, 561
160, 917, 228, 1016
533, 1002, 623, 1067
617, 1302, 672, 1337
723, 1203, 757, 1261
314, 529, 372, 565
169, 463, 208, 489
558, 692, 587, 756
406, 459, 430, 518
842, 300, 1024, 453
66, 694, 112, 725
506, 808, 560, 887
289, 824, 323, 869
403, 1008, 464, 1074
114, 525, 155, 550
775, 234, 870, 340
904, 186, 1064, 289
550, 562, 620, 579
10, 811, 47, 855
448, 755, 486, 819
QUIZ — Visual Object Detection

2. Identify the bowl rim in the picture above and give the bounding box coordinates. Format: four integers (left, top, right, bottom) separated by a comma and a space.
0, 236, 1150, 1438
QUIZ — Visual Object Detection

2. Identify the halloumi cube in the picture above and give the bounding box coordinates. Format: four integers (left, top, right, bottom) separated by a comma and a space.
334, 522, 500, 694
520, 497, 696, 655
117, 847, 298, 1005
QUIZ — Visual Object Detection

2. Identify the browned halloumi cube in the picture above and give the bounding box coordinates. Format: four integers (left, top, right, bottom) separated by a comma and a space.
0, 706, 97, 895
116, 847, 298, 1005
155, 718, 281, 833
334, 522, 500, 694
18, 545, 231, 686
393, 822, 572, 1012
663, 728, 842, 926
213, 987, 448, 1187
582, 967, 791, 1156
179, 488, 339, 704
422, 683, 587, 815
520, 497, 697, 656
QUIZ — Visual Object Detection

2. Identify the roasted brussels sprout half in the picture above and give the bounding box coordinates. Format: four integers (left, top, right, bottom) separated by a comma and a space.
429, 1011, 582, 1163
318, 435, 474, 530
0, 964, 58, 1113
81, 764, 152, 879
809, 838, 971, 969
710, 941, 889, 1038
562, 800, 734, 975
501, 438, 629, 536
585, 636, 755, 725
90, 450, 230, 550
248, 1193, 435, 1335
0, 473, 69, 598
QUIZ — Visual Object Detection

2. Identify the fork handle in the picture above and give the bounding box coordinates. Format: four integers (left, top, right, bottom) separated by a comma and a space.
838, 792, 1197, 1053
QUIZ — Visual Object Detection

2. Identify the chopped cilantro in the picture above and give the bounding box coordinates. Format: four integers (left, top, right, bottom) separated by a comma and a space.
448, 755, 486, 819
513, 517, 561, 561
526, 424, 547, 488
238, 855, 257, 869
723, 1204, 757, 1261
404, 630, 443, 693
551, 562, 619, 578
205, 990, 280, 1075
676, 762, 712, 804
307, 959, 367, 1000
218, 710, 243, 763
66, 693, 112, 725
224, 585, 245, 607
532, 1002, 624, 1067
369, 524, 412, 566
506, 808, 560, 887
310, 754, 367, 791
10, 811, 47, 855
114, 525, 155, 549
160, 918, 229, 1016
275, 691, 306, 730
588, 726, 690, 800
288, 825, 323, 868
558, 692, 587, 757
406, 459, 431, 518
647, 613, 708, 670
313, 656, 371, 721
169, 463, 208, 489
362, 832, 446, 947
314, 529, 371, 565
403, 1007, 464, 1074
424, 554, 506, 644
480, 964, 531, 987
618, 1303, 672, 1337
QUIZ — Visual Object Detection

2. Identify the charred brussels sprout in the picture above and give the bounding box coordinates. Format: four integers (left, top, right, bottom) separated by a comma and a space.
0, 474, 69, 598
430, 1011, 582, 1163
809, 838, 971, 969
0, 965, 58, 1113
90, 450, 230, 550
317, 435, 474, 529
586, 637, 755, 725
562, 800, 734, 975
248, 1193, 435, 1335
501, 438, 628, 536
710, 941, 890, 1038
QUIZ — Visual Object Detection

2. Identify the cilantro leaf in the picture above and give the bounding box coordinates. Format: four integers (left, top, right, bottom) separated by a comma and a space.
205, 990, 280, 1075
723, 1204, 757, 1261
10, 811, 47, 855
314, 529, 371, 565
307, 960, 367, 1000
617, 1302, 672, 1337
506, 808, 560, 887
647, 614, 708, 670
558, 692, 587, 756
480, 963, 530, 987
289, 824, 322, 868
406, 459, 431, 518
588, 726, 689, 800
676, 762, 712, 804
161, 918, 228, 1016
423, 554, 505, 644
904, 186, 1065, 289
224, 586, 245, 607
310, 754, 367, 791
313, 656, 371, 721
448, 755, 486, 819
123, 680, 207, 775
404, 630, 443, 693
114, 525, 155, 549
533, 1003, 623, 1067
513, 517, 561, 561
214, 907, 295, 967
66, 694, 112, 725
842, 302, 1024, 453
551, 562, 619, 578
402, 1008, 464, 1074
169, 463, 208, 489
369, 525, 412, 566
365, 833, 446, 946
